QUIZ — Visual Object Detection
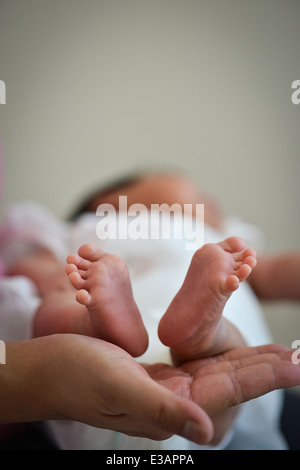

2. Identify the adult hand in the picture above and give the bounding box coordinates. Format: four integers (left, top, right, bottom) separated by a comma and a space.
143, 343, 299, 444
0, 334, 212, 444
36, 336, 300, 444
1, 335, 299, 446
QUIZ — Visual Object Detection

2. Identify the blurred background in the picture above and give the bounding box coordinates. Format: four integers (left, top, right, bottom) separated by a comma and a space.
0, 0, 299, 350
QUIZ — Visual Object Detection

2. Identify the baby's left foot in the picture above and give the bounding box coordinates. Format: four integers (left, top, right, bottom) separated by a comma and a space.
65, 244, 148, 357
158, 237, 257, 360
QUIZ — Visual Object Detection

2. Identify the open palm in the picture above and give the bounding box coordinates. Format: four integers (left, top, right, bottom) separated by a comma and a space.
59, 335, 300, 445
143, 343, 296, 415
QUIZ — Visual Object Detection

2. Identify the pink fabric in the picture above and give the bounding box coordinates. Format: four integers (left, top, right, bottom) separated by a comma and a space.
0, 142, 27, 441
0, 143, 4, 277
0, 140, 2, 197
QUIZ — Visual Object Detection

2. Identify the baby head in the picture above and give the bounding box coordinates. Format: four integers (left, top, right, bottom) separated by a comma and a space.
70, 171, 223, 230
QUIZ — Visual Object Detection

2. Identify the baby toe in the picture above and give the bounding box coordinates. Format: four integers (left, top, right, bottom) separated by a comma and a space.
224, 274, 240, 293
236, 263, 252, 282
65, 263, 78, 275
244, 255, 257, 269
69, 271, 86, 290
67, 253, 91, 270
76, 289, 92, 306
78, 244, 107, 262
219, 237, 247, 254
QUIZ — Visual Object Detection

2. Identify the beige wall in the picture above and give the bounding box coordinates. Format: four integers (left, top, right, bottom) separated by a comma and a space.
0, 0, 299, 350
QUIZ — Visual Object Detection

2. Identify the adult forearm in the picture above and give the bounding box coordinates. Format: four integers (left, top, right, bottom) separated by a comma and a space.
0, 337, 63, 424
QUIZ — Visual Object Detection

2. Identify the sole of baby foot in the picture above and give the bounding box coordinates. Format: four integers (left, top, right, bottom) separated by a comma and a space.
66, 244, 149, 357
158, 237, 257, 356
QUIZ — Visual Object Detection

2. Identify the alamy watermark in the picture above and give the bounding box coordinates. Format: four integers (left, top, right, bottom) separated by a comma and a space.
0, 80, 6, 104
0, 340, 6, 365
291, 340, 300, 365
95, 196, 204, 251
291, 80, 300, 105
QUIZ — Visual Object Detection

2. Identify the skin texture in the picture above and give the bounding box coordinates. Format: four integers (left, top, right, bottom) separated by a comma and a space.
1, 334, 299, 446
158, 237, 257, 363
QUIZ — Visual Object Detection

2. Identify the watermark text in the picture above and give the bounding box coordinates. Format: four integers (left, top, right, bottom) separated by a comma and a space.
0, 80, 6, 104
291, 80, 300, 105
96, 196, 204, 251
0, 340, 6, 365
291, 340, 300, 365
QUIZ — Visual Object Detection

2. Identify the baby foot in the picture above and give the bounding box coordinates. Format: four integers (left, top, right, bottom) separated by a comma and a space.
65, 244, 148, 357
158, 237, 257, 360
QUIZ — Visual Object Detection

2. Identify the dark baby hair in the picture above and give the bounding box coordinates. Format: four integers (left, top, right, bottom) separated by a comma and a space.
68, 172, 143, 221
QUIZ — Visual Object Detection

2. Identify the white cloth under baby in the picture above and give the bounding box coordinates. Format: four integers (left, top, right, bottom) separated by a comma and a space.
0, 202, 288, 449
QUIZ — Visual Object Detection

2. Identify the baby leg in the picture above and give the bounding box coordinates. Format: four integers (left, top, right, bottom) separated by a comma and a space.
158, 237, 257, 362
33, 290, 92, 338
66, 244, 149, 357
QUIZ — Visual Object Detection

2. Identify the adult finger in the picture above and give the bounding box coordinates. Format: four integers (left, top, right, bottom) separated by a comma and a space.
117, 371, 214, 445
181, 343, 291, 374
191, 352, 300, 414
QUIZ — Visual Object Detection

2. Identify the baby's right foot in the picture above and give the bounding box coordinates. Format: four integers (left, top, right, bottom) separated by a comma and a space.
158, 237, 257, 361
65, 244, 148, 357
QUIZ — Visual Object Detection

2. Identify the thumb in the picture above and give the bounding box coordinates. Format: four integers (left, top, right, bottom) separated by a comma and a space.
120, 374, 214, 445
